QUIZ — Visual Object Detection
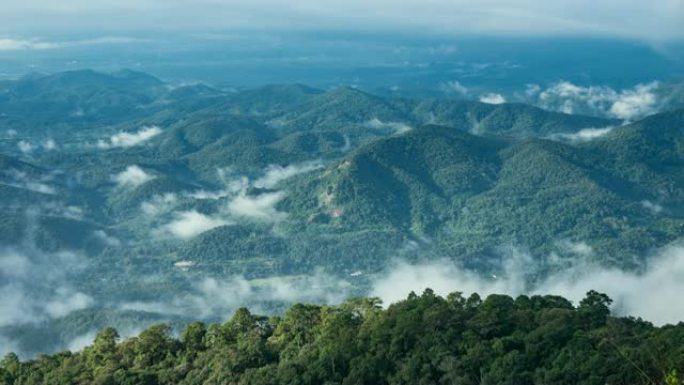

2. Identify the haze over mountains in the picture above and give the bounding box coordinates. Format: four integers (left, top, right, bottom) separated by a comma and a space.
1, 69, 684, 356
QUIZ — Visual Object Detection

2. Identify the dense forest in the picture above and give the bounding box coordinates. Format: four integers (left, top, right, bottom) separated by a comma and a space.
3, 290, 683, 385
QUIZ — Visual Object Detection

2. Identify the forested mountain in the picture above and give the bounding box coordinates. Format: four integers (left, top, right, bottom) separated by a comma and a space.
1, 70, 684, 357
3, 290, 684, 385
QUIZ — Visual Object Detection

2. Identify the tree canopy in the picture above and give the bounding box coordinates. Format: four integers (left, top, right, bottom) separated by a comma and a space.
2, 290, 684, 385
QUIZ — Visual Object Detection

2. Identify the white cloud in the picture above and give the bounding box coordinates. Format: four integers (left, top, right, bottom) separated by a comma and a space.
536, 81, 660, 120
525, 83, 542, 97
160, 210, 230, 239
479, 93, 507, 104
23, 182, 57, 195
66, 332, 97, 353
440, 80, 468, 95
365, 118, 413, 135
642, 200, 664, 214
0, 246, 91, 329
253, 161, 323, 189
42, 138, 57, 150
97, 126, 162, 149
120, 271, 352, 319
111, 165, 155, 187
550, 126, 615, 143
609, 83, 660, 120
371, 242, 684, 326
188, 189, 233, 200
0, 38, 59, 51
44, 289, 93, 318
0, 250, 32, 278
93, 230, 122, 247
17, 140, 34, 153
141, 193, 178, 216
227, 191, 287, 222
0, 1, 682, 41
1, 169, 57, 194
16, 139, 58, 153
0, 36, 145, 51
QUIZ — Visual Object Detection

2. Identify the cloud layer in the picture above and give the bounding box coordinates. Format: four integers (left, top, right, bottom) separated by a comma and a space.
479, 93, 507, 105
253, 161, 323, 189
160, 210, 231, 239
365, 118, 413, 135
0, 245, 91, 344
371, 242, 684, 326
0, 1, 681, 41
97, 126, 162, 149
111, 165, 155, 187
531, 81, 660, 120
227, 191, 287, 222
549, 127, 615, 143
120, 271, 353, 319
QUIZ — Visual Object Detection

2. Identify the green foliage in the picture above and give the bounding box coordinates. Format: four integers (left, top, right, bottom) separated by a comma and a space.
5, 291, 684, 385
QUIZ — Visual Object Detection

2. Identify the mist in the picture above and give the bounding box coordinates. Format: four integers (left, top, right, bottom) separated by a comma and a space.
371, 242, 684, 325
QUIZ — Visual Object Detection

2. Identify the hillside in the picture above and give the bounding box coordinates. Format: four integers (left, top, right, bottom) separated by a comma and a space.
1, 70, 682, 357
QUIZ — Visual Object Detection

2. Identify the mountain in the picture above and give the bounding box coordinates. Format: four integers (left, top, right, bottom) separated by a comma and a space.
279, 113, 684, 270
0, 70, 167, 132
411, 99, 617, 136
1, 69, 682, 357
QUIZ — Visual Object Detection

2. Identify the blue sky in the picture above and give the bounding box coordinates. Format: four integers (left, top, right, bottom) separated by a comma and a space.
1, 0, 682, 42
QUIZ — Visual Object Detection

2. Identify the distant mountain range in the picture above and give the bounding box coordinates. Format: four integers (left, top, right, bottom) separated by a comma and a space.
1, 70, 683, 356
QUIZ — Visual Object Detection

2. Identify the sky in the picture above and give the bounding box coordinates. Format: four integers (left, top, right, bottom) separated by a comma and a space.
1, 0, 683, 42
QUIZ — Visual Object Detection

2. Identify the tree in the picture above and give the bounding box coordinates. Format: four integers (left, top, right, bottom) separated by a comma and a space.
134, 324, 174, 368
579, 290, 613, 327
0, 353, 20, 385
86, 327, 120, 371
181, 321, 207, 355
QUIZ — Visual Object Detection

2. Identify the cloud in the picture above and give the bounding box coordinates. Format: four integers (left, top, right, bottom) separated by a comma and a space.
160, 210, 231, 239
227, 191, 287, 222
479, 93, 507, 104
39, 202, 83, 219
1, 169, 57, 194
365, 118, 412, 135
371, 242, 684, 326
23, 182, 57, 194
253, 161, 323, 189
549, 126, 615, 143
440, 80, 468, 95
17, 140, 34, 153
0, 36, 145, 51
188, 162, 318, 223
340, 135, 352, 152
42, 138, 57, 150
188, 176, 248, 201
0, 38, 59, 51
16, 139, 58, 153
111, 165, 155, 187
0, 336, 19, 357
66, 331, 97, 353
642, 200, 664, 214
608, 83, 660, 120
120, 271, 353, 319
0, 1, 682, 41
535, 81, 660, 120
0, 246, 91, 329
44, 288, 93, 318
141, 193, 178, 216
92, 230, 122, 247
97, 126, 162, 149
